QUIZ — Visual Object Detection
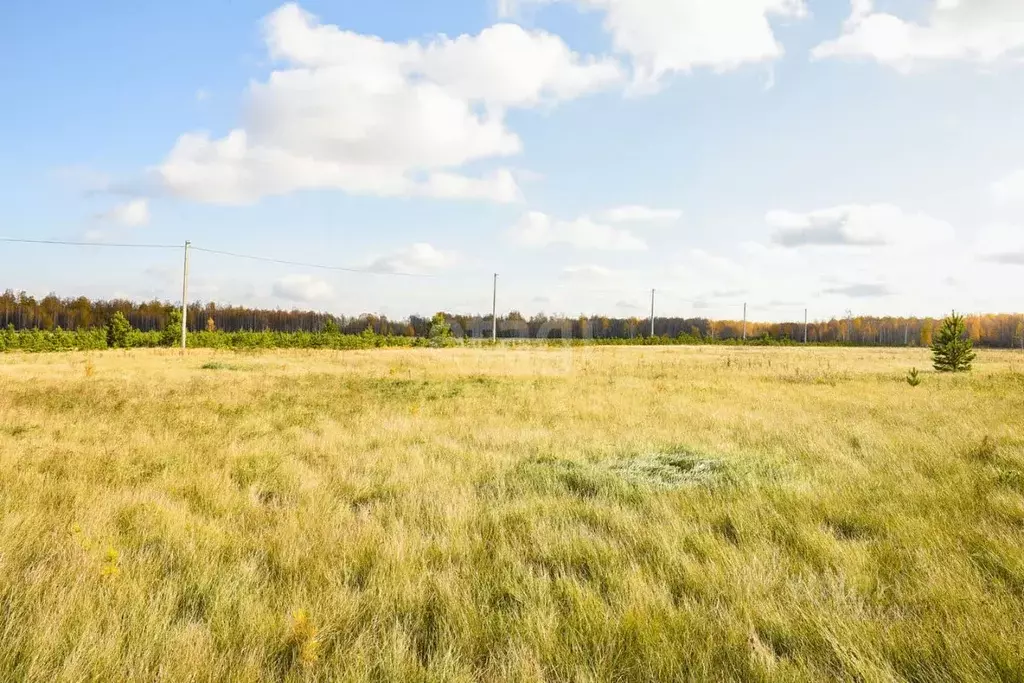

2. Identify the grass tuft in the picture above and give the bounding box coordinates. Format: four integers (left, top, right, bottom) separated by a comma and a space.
608, 453, 732, 489
966, 435, 999, 463
199, 360, 246, 371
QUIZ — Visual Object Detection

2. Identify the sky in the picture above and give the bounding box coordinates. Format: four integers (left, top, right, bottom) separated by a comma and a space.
2, 0, 1024, 322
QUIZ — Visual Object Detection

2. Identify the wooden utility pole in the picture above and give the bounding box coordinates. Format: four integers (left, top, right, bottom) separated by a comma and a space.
180, 240, 190, 350
650, 289, 655, 337
491, 273, 498, 342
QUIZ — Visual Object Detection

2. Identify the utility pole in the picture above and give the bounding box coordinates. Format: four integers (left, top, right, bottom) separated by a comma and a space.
180, 240, 191, 351
742, 302, 747, 341
491, 273, 498, 342
804, 308, 808, 344
650, 288, 655, 337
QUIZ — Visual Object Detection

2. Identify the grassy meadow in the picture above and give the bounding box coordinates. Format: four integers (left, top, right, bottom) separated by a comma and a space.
1, 345, 1023, 682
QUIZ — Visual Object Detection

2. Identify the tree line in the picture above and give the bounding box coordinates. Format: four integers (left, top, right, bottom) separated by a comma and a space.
2, 289, 1023, 348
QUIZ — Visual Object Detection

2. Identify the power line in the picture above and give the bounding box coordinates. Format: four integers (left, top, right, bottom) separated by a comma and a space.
1, 238, 449, 279
0, 237, 180, 249
189, 246, 438, 278
0, 237, 820, 315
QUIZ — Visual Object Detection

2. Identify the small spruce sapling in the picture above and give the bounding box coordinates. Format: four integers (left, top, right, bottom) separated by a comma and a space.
931, 312, 976, 373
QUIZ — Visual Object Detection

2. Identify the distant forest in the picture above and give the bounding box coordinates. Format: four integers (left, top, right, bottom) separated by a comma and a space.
3, 289, 1024, 347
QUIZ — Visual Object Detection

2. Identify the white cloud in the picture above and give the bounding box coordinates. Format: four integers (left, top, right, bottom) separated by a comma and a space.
195, 89, 210, 102
562, 264, 617, 278
419, 169, 523, 203
767, 204, 954, 247
509, 211, 647, 250
813, 0, 1024, 71
993, 169, 1024, 206
687, 248, 745, 279
367, 243, 459, 273
272, 274, 334, 302
975, 223, 1024, 265
98, 198, 150, 227
158, 3, 622, 205
597, 204, 682, 224
615, 299, 645, 311
507, 0, 806, 91
416, 22, 624, 107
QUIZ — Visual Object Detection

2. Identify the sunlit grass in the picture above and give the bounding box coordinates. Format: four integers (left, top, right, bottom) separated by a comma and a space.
1, 346, 1023, 681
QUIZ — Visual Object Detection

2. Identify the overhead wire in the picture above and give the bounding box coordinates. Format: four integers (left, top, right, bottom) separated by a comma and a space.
1, 236, 820, 317
0, 237, 181, 249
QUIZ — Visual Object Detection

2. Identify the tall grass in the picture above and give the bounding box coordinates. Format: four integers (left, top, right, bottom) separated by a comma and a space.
1, 346, 1022, 681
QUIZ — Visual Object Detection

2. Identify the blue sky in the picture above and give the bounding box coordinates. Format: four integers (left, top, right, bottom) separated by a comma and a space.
2, 0, 1023, 321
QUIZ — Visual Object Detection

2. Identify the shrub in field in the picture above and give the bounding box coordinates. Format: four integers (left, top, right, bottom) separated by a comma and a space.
126, 329, 162, 348
0, 325, 107, 352
906, 367, 921, 386
932, 312, 976, 373
161, 310, 183, 347
106, 312, 132, 348
428, 312, 456, 348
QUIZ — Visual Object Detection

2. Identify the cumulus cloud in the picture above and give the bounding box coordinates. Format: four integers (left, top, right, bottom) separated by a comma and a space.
686, 248, 745, 278
975, 223, 1024, 265
509, 211, 647, 250
768, 204, 954, 248
993, 169, 1024, 206
505, 0, 806, 90
272, 274, 333, 302
367, 243, 459, 274
158, 3, 622, 205
813, 0, 1024, 71
97, 198, 150, 227
597, 204, 682, 224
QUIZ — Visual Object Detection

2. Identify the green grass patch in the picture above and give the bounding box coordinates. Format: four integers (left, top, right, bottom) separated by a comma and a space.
199, 361, 247, 371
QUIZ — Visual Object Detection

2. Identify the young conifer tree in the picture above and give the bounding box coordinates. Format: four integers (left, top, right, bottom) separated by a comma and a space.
932, 311, 976, 372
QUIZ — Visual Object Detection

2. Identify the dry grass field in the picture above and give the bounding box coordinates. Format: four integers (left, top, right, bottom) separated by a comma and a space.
1, 345, 1023, 682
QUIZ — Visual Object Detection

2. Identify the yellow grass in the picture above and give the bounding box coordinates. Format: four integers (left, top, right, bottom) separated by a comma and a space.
1, 346, 1023, 682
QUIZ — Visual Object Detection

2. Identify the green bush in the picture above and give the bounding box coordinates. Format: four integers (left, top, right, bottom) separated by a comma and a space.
161, 310, 183, 347
0, 324, 897, 354
428, 313, 456, 348
0, 326, 108, 352
107, 312, 132, 349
